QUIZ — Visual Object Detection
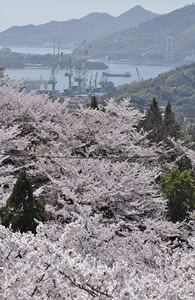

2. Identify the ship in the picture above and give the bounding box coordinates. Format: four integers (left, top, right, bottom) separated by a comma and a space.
103, 71, 131, 78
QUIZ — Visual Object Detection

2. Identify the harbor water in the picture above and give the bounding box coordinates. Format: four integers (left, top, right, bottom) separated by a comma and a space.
2, 46, 175, 93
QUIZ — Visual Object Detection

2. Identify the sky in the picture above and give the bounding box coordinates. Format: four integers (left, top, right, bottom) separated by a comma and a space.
1, 0, 194, 32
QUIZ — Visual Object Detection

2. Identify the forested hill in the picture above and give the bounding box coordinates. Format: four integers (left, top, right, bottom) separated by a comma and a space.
91, 4, 195, 61
0, 6, 158, 48
104, 63, 195, 123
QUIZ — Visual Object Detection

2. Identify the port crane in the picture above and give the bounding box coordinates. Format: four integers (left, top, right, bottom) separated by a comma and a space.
40, 75, 48, 91
136, 67, 143, 81
88, 72, 93, 91
64, 58, 74, 96
74, 71, 83, 94
65, 70, 73, 96
94, 72, 98, 89
64, 41, 90, 95
47, 69, 57, 95
41, 52, 63, 95
56, 52, 64, 75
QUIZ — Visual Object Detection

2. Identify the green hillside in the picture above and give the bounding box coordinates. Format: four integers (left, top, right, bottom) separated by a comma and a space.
91, 4, 195, 62
104, 63, 195, 123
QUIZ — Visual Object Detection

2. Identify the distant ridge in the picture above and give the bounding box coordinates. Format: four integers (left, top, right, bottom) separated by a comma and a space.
90, 4, 195, 61
0, 6, 158, 48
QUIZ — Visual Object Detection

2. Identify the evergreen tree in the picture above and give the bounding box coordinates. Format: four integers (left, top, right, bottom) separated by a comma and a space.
0, 169, 48, 234
141, 99, 181, 142
184, 119, 195, 149
161, 168, 195, 222
164, 101, 181, 139
90, 95, 99, 110
142, 98, 163, 142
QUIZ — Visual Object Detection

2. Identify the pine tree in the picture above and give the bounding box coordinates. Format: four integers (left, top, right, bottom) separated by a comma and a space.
161, 168, 195, 222
142, 98, 163, 142
90, 95, 99, 110
0, 169, 48, 234
164, 101, 181, 139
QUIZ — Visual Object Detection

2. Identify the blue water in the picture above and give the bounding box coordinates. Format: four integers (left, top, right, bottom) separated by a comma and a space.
3, 46, 175, 92
6, 64, 175, 93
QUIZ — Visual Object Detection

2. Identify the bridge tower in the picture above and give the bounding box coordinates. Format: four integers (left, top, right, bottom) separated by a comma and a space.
166, 36, 173, 60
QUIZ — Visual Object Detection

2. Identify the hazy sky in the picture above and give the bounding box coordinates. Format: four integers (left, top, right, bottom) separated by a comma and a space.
1, 0, 194, 32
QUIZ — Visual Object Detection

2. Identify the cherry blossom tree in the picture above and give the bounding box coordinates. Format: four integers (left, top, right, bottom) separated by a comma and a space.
0, 80, 194, 299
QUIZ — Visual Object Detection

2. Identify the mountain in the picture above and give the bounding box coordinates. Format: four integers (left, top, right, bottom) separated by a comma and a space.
90, 4, 195, 62
0, 6, 158, 48
116, 5, 158, 28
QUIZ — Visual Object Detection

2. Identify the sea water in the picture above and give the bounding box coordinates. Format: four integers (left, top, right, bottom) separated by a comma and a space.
2, 46, 175, 92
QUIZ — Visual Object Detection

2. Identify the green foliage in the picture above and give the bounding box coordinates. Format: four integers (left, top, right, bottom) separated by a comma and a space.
106, 63, 195, 123
161, 168, 195, 222
90, 95, 99, 110
140, 98, 163, 142
140, 99, 181, 142
183, 119, 195, 150
0, 169, 48, 234
164, 101, 181, 139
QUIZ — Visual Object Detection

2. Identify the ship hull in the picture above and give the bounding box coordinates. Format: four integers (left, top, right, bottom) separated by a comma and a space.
104, 72, 131, 77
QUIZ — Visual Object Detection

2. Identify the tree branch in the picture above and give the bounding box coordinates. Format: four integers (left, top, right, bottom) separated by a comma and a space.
60, 271, 111, 298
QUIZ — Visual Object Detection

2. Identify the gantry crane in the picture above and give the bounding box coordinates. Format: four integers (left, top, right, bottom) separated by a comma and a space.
64, 58, 74, 96
94, 72, 98, 89
136, 67, 143, 81
40, 75, 48, 91
48, 69, 57, 95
